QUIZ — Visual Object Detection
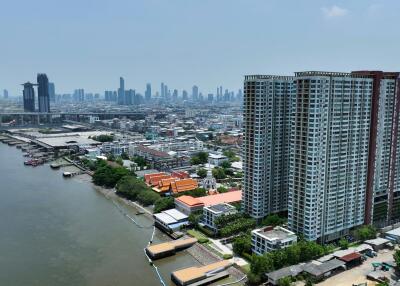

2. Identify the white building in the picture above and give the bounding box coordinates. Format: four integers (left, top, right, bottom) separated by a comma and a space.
251, 226, 297, 255
208, 153, 228, 166
154, 209, 189, 233
202, 203, 237, 231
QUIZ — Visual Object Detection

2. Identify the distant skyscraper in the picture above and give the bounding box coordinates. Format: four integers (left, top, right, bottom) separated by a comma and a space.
48, 82, 55, 102
172, 89, 178, 101
192, 85, 199, 101
37, 73, 50, 112
145, 83, 152, 101
207, 93, 214, 102
125, 89, 135, 105
164, 84, 168, 100
73, 89, 85, 102
104, 90, 112, 101
118, 77, 125, 105
3, 89, 8, 99
22, 82, 36, 112
161, 82, 165, 98
182, 90, 188, 100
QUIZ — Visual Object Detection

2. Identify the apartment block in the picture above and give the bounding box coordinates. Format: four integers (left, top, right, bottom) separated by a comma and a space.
354, 71, 400, 227
288, 72, 373, 242
242, 75, 294, 219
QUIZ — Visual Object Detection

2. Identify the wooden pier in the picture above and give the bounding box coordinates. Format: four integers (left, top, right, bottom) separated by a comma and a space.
146, 238, 197, 260
171, 260, 233, 286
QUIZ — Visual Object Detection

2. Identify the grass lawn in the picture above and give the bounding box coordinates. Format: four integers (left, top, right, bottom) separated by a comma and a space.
187, 229, 209, 243
240, 264, 251, 274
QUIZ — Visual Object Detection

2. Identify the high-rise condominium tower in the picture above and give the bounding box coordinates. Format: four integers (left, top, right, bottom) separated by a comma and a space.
118, 77, 125, 105
288, 72, 373, 242
48, 82, 55, 102
22, 82, 36, 112
145, 83, 152, 101
354, 71, 400, 227
242, 75, 293, 219
37, 73, 50, 113
243, 70, 400, 243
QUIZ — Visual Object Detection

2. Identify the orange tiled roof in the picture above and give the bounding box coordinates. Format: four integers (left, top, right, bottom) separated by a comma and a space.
171, 171, 189, 179
197, 190, 241, 206
175, 195, 204, 207
170, 178, 198, 194
145, 173, 172, 187
153, 178, 177, 193
145, 172, 166, 184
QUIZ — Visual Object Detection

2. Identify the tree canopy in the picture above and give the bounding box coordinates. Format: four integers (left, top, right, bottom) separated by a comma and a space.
190, 152, 209, 165
92, 134, 114, 142
92, 160, 129, 188
197, 168, 207, 178
352, 225, 377, 241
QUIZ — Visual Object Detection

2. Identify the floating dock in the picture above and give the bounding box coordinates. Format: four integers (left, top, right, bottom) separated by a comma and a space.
171, 260, 233, 286
146, 238, 197, 260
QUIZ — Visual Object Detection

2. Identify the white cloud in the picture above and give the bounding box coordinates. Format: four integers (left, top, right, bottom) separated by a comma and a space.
322, 5, 348, 18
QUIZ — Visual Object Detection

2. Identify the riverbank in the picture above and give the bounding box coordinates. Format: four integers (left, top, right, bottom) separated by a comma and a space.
2, 140, 245, 285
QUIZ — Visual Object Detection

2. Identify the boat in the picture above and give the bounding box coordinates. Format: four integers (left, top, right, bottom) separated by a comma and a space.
63, 172, 73, 177
24, 160, 32, 166
50, 163, 60, 169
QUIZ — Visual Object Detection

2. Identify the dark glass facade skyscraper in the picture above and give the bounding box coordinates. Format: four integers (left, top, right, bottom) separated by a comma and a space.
37, 73, 50, 112
22, 82, 36, 112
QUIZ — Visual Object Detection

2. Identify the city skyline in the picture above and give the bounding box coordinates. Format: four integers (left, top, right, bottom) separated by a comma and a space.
1, 0, 400, 95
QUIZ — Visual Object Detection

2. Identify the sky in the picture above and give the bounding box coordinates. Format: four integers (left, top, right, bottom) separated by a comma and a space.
1, 0, 399, 96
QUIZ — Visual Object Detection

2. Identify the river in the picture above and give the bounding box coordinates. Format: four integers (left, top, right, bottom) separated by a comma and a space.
0, 143, 203, 286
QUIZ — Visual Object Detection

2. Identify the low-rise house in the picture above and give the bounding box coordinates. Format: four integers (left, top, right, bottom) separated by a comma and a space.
154, 209, 189, 233
384, 227, 400, 243
302, 259, 346, 281
251, 226, 297, 255
174, 190, 242, 215
338, 252, 362, 268
265, 265, 304, 286
208, 153, 228, 166
265, 259, 346, 285
202, 203, 237, 232
364, 238, 391, 251
175, 196, 205, 215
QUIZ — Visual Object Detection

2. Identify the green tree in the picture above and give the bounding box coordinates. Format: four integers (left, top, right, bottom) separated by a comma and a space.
353, 225, 377, 241
197, 168, 207, 178
133, 156, 147, 168
212, 167, 226, 179
394, 249, 400, 267
190, 152, 209, 165
278, 277, 292, 286
233, 234, 252, 255
220, 160, 232, 169
121, 152, 129, 160
136, 191, 161, 206
154, 197, 174, 213
116, 176, 150, 200
188, 211, 203, 226
217, 186, 228, 193
92, 134, 114, 142
339, 238, 349, 250
116, 157, 124, 166
93, 164, 129, 188
261, 214, 286, 227
223, 150, 240, 162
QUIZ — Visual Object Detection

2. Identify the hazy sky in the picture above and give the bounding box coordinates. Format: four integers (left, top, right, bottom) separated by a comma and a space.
1, 0, 399, 96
